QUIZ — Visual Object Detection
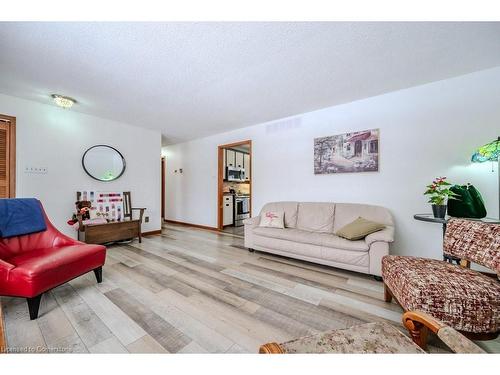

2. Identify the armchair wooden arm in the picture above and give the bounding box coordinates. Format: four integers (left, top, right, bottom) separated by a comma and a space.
403, 311, 485, 353
259, 342, 285, 354
130, 207, 146, 222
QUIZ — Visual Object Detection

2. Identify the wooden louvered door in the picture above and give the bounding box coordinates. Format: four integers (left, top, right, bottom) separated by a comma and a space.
0, 115, 15, 198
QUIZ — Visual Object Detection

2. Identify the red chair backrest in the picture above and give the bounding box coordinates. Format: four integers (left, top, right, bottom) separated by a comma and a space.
0, 202, 76, 260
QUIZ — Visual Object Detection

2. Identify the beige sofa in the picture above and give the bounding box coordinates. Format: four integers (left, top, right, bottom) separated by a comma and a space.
243, 202, 394, 278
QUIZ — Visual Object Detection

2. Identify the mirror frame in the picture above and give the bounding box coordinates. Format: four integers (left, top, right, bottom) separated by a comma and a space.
82, 144, 126, 182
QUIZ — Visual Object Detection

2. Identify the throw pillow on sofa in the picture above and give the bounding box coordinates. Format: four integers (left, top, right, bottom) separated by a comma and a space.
335, 217, 385, 240
259, 211, 285, 229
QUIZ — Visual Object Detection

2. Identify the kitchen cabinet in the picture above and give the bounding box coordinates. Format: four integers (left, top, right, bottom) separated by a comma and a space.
223, 148, 250, 181
226, 150, 236, 167
223, 195, 234, 226
235, 152, 244, 168
243, 153, 250, 180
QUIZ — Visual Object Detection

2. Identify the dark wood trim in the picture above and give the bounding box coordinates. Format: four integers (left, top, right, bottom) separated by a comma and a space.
217, 146, 224, 230
164, 219, 219, 232
142, 229, 162, 236
219, 140, 253, 149
217, 139, 252, 231
0, 114, 16, 198
0, 302, 6, 353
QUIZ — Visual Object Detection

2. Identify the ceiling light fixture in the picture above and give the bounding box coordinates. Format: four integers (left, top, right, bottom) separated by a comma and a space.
51, 94, 76, 109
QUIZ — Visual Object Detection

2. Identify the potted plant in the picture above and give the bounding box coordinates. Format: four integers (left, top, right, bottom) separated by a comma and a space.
424, 177, 459, 218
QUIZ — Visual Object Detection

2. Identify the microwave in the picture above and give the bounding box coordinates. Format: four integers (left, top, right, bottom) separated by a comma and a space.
227, 166, 246, 181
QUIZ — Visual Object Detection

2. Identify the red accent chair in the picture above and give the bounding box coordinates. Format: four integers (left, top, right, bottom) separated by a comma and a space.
0, 202, 106, 320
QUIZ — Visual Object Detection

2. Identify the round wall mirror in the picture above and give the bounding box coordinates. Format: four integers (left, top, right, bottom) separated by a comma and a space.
82, 145, 126, 182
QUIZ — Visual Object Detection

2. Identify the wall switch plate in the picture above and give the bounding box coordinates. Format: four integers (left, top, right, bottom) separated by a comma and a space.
24, 166, 48, 174
144, 216, 149, 223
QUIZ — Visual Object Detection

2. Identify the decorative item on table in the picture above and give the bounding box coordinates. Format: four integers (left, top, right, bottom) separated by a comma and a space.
447, 184, 487, 219
67, 200, 107, 227
423, 177, 459, 218
471, 136, 499, 219
76, 200, 92, 220
67, 200, 92, 225
314, 128, 379, 174
78, 190, 124, 222
95, 191, 124, 222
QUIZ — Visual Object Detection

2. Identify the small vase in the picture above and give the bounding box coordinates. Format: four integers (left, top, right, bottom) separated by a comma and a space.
432, 204, 447, 219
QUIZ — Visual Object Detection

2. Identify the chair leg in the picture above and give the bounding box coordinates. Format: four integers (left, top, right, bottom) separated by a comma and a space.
383, 283, 393, 303
403, 317, 429, 351
93, 267, 103, 283
27, 295, 42, 320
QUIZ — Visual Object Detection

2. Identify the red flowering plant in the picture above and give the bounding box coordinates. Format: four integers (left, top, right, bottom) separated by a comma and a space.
423, 177, 459, 205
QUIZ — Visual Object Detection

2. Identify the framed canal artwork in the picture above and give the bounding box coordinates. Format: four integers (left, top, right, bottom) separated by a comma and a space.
314, 128, 379, 174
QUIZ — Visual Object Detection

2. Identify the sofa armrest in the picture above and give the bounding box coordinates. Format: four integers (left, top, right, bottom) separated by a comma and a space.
365, 226, 394, 246
243, 216, 260, 228
0, 259, 15, 281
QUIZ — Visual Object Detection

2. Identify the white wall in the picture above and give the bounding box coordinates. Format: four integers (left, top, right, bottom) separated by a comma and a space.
1, 93, 162, 236
163, 67, 500, 259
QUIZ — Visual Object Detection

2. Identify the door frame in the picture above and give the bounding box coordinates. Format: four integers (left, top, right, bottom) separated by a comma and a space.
0, 114, 16, 198
217, 140, 252, 230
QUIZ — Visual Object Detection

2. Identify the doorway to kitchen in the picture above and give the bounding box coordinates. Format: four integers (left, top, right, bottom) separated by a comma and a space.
0, 114, 16, 199
217, 140, 252, 236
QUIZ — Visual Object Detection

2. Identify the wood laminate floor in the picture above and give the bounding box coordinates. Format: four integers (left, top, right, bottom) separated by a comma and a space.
1, 224, 499, 353
221, 225, 244, 237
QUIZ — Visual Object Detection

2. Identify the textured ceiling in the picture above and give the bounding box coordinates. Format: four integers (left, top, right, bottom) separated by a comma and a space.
1, 22, 500, 144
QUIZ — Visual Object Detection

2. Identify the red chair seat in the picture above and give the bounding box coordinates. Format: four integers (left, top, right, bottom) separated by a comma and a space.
0, 200, 106, 320
5, 244, 105, 297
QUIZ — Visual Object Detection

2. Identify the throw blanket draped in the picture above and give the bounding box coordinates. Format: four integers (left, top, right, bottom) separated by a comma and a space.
0, 198, 47, 238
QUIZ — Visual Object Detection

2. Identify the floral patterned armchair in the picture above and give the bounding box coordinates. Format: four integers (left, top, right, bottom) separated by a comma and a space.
382, 218, 499, 349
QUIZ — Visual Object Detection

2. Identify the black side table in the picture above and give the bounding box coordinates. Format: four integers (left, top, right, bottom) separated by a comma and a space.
413, 214, 500, 264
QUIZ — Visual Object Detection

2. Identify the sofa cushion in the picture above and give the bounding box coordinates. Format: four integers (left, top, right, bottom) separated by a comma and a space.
335, 217, 385, 240
296, 202, 335, 233
260, 202, 298, 228
253, 227, 368, 252
253, 234, 322, 259
259, 211, 285, 229
382, 255, 500, 334
320, 233, 369, 252
333, 203, 393, 232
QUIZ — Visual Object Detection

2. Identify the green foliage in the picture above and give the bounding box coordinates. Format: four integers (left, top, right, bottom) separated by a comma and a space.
423, 177, 460, 206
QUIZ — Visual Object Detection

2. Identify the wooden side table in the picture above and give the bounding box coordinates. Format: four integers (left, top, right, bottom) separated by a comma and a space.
413, 214, 500, 264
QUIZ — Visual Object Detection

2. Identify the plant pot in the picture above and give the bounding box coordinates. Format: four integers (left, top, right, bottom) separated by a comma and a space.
432, 204, 447, 219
